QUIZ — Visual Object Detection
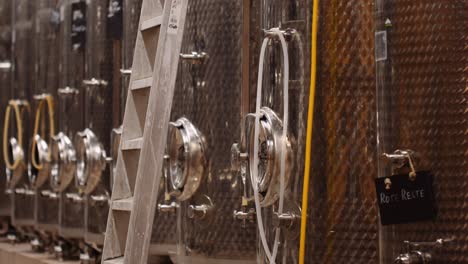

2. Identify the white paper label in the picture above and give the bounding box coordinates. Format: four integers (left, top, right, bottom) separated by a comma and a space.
167, 0, 182, 35
375, 31, 388, 62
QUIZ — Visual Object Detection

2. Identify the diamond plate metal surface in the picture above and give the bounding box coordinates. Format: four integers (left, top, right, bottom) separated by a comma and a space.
121, 0, 142, 119
304, 1, 380, 263
59, 0, 86, 240
0, 0, 11, 218
84, 0, 114, 244
177, 0, 257, 259
377, 1, 468, 263
247, 0, 314, 262
10, 0, 35, 232
149, 0, 257, 260
34, 0, 61, 234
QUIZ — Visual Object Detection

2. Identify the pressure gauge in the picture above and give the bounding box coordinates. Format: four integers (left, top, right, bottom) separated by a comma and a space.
49, 132, 76, 192
165, 117, 206, 201
74, 128, 108, 194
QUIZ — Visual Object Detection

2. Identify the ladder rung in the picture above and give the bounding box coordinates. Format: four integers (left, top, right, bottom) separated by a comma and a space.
121, 137, 143, 150
103, 257, 124, 264
112, 197, 133, 212
131, 77, 153, 91
140, 16, 163, 31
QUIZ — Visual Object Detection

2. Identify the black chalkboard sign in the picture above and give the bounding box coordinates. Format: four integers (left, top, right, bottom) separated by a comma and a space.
107, 0, 123, 40
71, 1, 86, 51
375, 171, 436, 225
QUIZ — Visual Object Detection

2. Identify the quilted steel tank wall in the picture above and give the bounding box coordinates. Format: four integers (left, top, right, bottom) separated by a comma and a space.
10, 0, 35, 235
121, 0, 142, 120
83, 0, 114, 246
33, 0, 61, 238
32, 0, 59, 97
171, 0, 257, 261
251, 1, 379, 263
304, 0, 379, 263
0, 0, 12, 222
57, 0, 83, 137
60, 0, 86, 242
247, 0, 312, 262
376, 1, 468, 263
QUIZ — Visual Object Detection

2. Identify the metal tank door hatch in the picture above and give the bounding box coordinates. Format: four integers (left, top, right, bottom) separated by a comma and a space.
158, 117, 213, 223
74, 128, 111, 196
3, 100, 30, 191
29, 94, 55, 191
231, 107, 298, 236
74, 78, 112, 197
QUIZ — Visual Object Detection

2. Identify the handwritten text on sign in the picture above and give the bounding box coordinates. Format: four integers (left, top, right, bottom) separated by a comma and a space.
375, 172, 436, 225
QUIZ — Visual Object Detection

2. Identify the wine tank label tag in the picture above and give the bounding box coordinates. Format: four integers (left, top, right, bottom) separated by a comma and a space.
107, 0, 122, 40
375, 171, 436, 225
71, 0, 86, 51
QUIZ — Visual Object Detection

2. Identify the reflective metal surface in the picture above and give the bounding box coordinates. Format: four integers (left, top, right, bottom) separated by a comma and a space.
74, 128, 108, 195
245, 0, 310, 262
165, 117, 206, 201
121, 0, 142, 120
50, 131, 77, 193
8, 2, 35, 235
59, 0, 86, 246
151, 0, 257, 261
0, 0, 12, 222
240, 107, 293, 207
300, 0, 380, 263
81, 0, 117, 252
376, 1, 468, 263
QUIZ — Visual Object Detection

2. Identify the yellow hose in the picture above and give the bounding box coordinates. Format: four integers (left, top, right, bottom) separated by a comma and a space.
2, 100, 29, 170
298, 0, 319, 263
31, 95, 55, 170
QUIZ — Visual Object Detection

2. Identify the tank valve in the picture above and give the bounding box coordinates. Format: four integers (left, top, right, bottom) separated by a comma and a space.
394, 237, 454, 264
7, 233, 19, 244
381, 149, 417, 179
394, 251, 431, 264
187, 204, 212, 220
231, 143, 248, 172
180, 51, 208, 64
90, 193, 110, 205
82, 78, 108, 87
119, 68, 132, 75
66, 192, 83, 202
233, 207, 256, 228
40, 190, 59, 199
157, 201, 178, 213
30, 237, 45, 252
272, 211, 300, 229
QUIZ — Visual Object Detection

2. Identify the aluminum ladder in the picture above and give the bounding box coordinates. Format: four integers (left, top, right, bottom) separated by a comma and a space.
102, 0, 188, 263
